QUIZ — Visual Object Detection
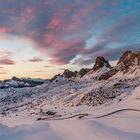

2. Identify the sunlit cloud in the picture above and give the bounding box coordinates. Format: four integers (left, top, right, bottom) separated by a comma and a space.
0, 59, 15, 65
0, 0, 139, 79
0, 66, 8, 74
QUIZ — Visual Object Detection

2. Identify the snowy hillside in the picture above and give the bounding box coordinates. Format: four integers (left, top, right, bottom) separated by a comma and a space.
0, 85, 140, 140
0, 50, 140, 140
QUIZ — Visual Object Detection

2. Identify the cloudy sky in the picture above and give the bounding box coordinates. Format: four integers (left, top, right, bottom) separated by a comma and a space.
0, 0, 140, 79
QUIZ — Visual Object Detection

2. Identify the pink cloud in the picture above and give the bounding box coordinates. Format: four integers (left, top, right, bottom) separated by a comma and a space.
0, 59, 15, 65
0, 66, 8, 74
28, 57, 43, 62
0, 26, 13, 33
0, 51, 13, 58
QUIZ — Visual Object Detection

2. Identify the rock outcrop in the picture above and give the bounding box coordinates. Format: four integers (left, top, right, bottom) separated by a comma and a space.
79, 68, 90, 77
93, 56, 111, 71
63, 69, 77, 78
117, 50, 140, 73
98, 68, 118, 80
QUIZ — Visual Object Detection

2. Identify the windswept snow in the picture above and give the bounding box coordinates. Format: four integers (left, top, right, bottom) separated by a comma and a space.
0, 119, 140, 140
0, 84, 140, 140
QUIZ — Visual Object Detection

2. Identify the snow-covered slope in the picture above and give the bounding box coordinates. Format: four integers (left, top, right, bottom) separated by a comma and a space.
1, 50, 140, 117
0, 85, 140, 140
0, 50, 140, 140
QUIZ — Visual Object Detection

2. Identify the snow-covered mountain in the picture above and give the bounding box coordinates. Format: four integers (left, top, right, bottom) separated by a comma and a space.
0, 49, 140, 140
0, 49, 140, 113
0, 76, 48, 89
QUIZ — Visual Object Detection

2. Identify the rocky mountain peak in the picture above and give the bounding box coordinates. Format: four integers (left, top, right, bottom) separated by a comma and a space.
117, 50, 134, 65
93, 56, 111, 71
117, 50, 140, 72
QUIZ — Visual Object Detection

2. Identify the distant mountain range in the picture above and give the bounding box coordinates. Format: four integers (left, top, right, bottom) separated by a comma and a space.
1, 49, 140, 89
0, 77, 48, 89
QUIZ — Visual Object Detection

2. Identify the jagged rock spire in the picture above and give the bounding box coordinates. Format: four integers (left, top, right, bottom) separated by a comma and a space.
93, 56, 111, 71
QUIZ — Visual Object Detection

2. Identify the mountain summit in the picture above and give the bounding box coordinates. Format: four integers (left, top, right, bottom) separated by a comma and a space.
117, 50, 140, 73
92, 56, 111, 71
